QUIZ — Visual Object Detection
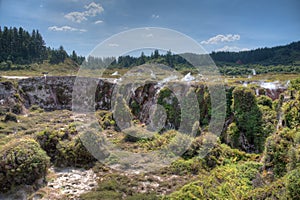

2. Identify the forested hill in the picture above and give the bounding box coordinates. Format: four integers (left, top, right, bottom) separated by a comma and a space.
211, 41, 300, 66
0, 26, 299, 70
0, 26, 84, 65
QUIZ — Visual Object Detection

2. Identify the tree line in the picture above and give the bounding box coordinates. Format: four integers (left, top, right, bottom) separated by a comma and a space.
211, 41, 300, 66
0, 26, 84, 66
1, 26, 299, 74
83, 50, 193, 70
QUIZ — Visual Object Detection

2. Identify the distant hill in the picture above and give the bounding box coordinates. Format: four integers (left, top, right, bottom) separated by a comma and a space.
210, 41, 300, 66
1, 26, 299, 76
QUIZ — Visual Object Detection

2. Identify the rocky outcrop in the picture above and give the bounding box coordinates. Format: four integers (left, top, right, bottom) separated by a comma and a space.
18, 76, 114, 111
0, 76, 287, 132
0, 81, 22, 114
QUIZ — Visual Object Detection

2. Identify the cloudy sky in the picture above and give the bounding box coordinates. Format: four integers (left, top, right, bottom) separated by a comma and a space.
0, 0, 299, 56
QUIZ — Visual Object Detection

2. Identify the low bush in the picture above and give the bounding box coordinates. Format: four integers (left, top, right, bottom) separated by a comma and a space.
0, 138, 50, 192
4, 112, 17, 122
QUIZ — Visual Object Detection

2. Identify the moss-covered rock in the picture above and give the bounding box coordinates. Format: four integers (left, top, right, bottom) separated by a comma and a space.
35, 129, 72, 163
0, 138, 50, 192
35, 128, 96, 167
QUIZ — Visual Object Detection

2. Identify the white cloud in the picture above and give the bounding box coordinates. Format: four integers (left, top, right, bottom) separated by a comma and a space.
64, 12, 87, 23
65, 2, 104, 23
151, 14, 159, 19
215, 45, 250, 52
84, 2, 104, 16
201, 34, 240, 45
48, 26, 87, 32
94, 20, 103, 24
108, 43, 119, 47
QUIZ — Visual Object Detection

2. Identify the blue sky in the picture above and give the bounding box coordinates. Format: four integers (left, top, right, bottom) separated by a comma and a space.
0, 0, 299, 56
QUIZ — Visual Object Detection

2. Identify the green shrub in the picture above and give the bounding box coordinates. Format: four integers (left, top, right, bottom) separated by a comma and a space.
169, 158, 203, 175
283, 98, 300, 129
243, 177, 286, 200
0, 138, 50, 192
259, 105, 277, 140
167, 162, 262, 200
226, 122, 240, 148
262, 128, 297, 178
257, 95, 273, 108
286, 168, 300, 199
29, 104, 44, 112
12, 103, 22, 114
35, 129, 96, 167
56, 136, 97, 167
4, 112, 17, 122
35, 129, 68, 161
232, 87, 264, 152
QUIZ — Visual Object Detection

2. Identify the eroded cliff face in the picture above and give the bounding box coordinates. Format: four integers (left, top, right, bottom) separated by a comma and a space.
0, 76, 287, 129
18, 76, 115, 111
0, 81, 22, 114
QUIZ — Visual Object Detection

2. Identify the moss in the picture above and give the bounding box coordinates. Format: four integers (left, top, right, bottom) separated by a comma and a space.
142, 129, 178, 151
35, 129, 96, 167
195, 85, 211, 126
157, 88, 181, 129
80, 190, 122, 200
130, 100, 141, 116
29, 104, 44, 112
81, 173, 140, 200
96, 110, 117, 131
0, 138, 50, 192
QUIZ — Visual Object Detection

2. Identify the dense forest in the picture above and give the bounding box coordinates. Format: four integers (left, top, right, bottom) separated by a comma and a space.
83, 41, 300, 75
211, 41, 300, 66
0, 26, 84, 66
